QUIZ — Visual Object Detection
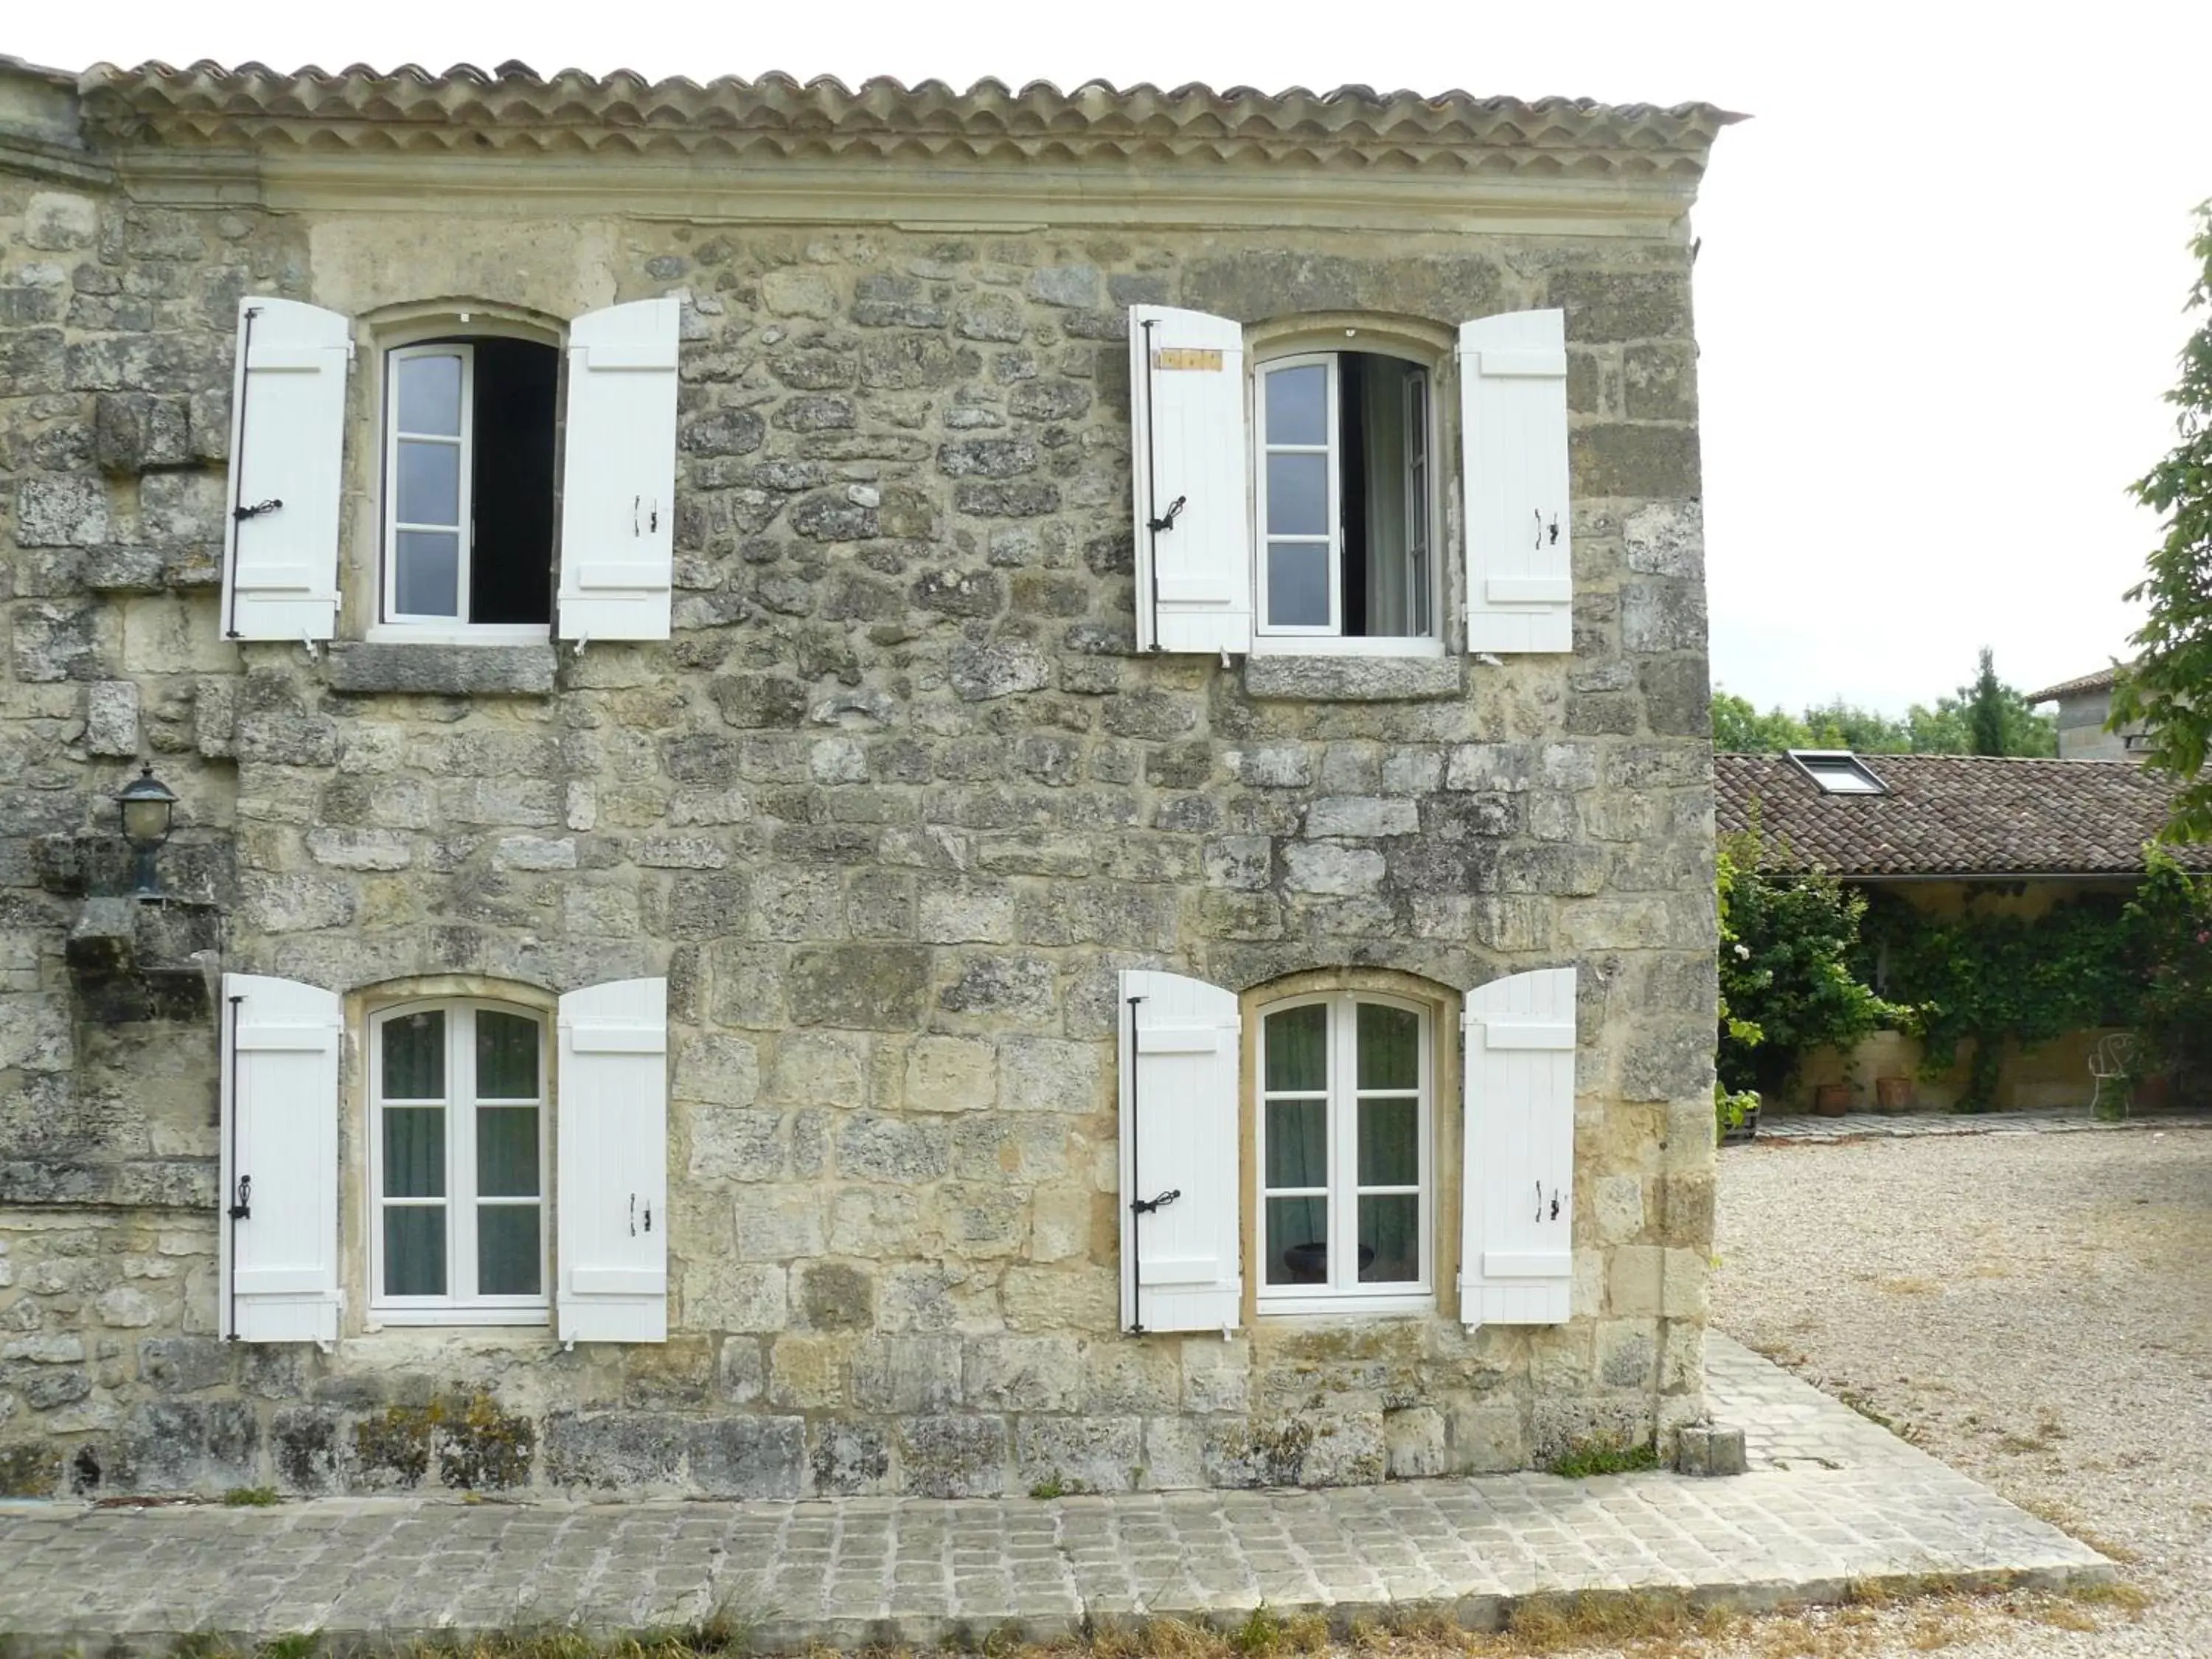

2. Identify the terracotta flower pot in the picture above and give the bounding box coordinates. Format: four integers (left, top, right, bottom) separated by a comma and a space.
1874, 1076, 1914, 1113
1813, 1083, 1854, 1117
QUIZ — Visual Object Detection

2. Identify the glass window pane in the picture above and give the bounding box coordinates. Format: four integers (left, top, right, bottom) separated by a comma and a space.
383, 1206, 446, 1296
1264, 1004, 1327, 1093
381, 1107, 445, 1197
397, 351, 463, 436
1357, 1004, 1420, 1091
1358, 1097, 1419, 1187
477, 1206, 541, 1297
380, 1010, 445, 1099
476, 1107, 540, 1197
1266, 1195, 1329, 1286
1358, 1194, 1420, 1284
395, 531, 460, 617
476, 1011, 541, 1101
396, 439, 461, 528
1265, 452, 1329, 535
1265, 364, 1328, 447
1265, 1098, 1327, 1190
1267, 543, 1330, 628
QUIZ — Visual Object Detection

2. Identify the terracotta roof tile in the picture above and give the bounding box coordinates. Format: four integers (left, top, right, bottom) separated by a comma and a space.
62, 62, 1742, 173
1714, 753, 2209, 877
2025, 663, 2130, 703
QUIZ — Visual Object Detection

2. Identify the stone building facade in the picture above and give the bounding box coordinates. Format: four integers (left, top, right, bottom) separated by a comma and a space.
0, 61, 1728, 1500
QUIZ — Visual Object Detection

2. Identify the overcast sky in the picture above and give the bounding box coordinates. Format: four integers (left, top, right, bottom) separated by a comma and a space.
15, 1, 2209, 716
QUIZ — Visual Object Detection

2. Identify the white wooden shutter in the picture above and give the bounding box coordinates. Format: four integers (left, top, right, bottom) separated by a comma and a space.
1458, 310, 1573, 654
1117, 969, 1242, 1333
219, 973, 343, 1344
220, 298, 349, 642
1128, 307, 1252, 655
1460, 967, 1577, 1329
557, 296, 680, 642
557, 976, 669, 1343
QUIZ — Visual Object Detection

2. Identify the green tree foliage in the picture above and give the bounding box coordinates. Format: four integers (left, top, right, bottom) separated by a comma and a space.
2112, 203, 2212, 840
2120, 847, 2212, 1098
1715, 827, 1909, 1097
1714, 651, 2055, 757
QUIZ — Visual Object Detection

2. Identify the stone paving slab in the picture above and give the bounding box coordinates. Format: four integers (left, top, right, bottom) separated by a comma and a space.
0, 1339, 2110, 1654
1740, 1108, 2212, 1144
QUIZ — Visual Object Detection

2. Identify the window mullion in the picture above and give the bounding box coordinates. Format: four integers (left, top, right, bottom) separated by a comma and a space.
1332, 995, 1356, 1293
1326, 357, 1343, 638
451, 1006, 475, 1304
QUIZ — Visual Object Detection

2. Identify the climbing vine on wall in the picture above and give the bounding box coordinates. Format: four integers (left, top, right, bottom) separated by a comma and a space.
1859, 892, 2136, 1110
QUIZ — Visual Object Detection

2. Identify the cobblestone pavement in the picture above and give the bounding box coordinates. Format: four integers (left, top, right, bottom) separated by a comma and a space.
0, 1338, 2107, 1654
1741, 1107, 2212, 1144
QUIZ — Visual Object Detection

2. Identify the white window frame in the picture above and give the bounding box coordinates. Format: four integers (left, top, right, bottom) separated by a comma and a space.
1256, 992, 1433, 1317
1251, 349, 1442, 658
372, 336, 552, 645
367, 998, 551, 1326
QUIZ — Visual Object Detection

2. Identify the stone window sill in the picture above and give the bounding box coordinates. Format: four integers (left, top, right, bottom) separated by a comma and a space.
324, 641, 558, 697
1242, 654, 1465, 702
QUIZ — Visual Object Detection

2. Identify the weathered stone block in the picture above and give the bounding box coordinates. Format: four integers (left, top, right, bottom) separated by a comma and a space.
1571, 425, 1701, 500
324, 643, 558, 696
686, 1415, 805, 1497
15, 478, 109, 548
899, 1413, 1007, 1498
1674, 1423, 1746, 1478
543, 1411, 686, 1490
1017, 1413, 1142, 1493
1244, 655, 1463, 702
810, 1419, 894, 1495
112, 1399, 260, 1494
790, 945, 931, 1029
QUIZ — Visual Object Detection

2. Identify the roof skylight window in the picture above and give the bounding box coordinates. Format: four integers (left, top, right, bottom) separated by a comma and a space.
1787, 750, 1888, 796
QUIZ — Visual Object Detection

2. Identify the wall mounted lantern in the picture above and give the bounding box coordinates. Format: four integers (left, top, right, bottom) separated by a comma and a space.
115, 762, 178, 900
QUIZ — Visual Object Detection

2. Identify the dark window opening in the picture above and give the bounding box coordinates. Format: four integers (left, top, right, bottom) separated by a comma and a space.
467, 338, 557, 626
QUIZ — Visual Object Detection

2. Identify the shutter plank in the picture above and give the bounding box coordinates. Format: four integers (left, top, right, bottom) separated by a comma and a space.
1460, 967, 1577, 1330
557, 976, 669, 1343
221, 299, 349, 642
557, 297, 680, 642
1129, 307, 1253, 655
220, 973, 343, 1344
1118, 968, 1243, 1333
1458, 310, 1573, 654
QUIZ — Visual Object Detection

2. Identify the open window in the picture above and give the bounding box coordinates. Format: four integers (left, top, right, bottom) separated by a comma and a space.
1256, 352, 1436, 645
378, 334, 560, 637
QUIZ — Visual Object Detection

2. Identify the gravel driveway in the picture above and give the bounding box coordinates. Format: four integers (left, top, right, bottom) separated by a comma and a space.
1710, 1124, 2212, 1656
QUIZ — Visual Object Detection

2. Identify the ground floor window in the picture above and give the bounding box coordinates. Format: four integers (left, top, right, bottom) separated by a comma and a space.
369, 1000, 548, 1322
1257, 992, 1431, 1312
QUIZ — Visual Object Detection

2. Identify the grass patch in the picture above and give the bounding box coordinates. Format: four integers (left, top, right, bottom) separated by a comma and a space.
2067, 1579, 2151, 1612
1541, 1439, 1662, 1479
220, 1486, 280, 1508
1503, 1590, 1733, 1651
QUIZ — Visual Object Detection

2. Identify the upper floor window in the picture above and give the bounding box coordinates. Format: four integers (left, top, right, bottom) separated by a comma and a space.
369, 999, 549, 1323
1256, 352, 1433, 642
1257, 992, 1432, 1314
382, 337, 559, 636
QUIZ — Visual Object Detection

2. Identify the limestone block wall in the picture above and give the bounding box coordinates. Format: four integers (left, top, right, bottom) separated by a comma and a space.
0, 171, 1719, 1500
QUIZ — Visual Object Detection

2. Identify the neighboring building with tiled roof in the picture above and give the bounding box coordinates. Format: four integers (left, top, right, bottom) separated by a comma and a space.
1715, 752, 2208, 877
2024, 661, 2142, 761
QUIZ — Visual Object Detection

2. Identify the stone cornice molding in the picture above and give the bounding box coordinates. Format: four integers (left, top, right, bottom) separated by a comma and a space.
63, 61, 1739, 229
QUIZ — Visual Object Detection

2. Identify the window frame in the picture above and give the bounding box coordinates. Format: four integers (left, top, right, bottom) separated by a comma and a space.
366, 318, 563, 647
1254, 990, 1434, 1317
366, 998, 551, 1326
1250, 344, 1442, 658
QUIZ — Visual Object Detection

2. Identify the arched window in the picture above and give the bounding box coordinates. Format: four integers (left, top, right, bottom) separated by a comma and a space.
1256, 990, 1433, 1313
368, 999, 549, 1321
